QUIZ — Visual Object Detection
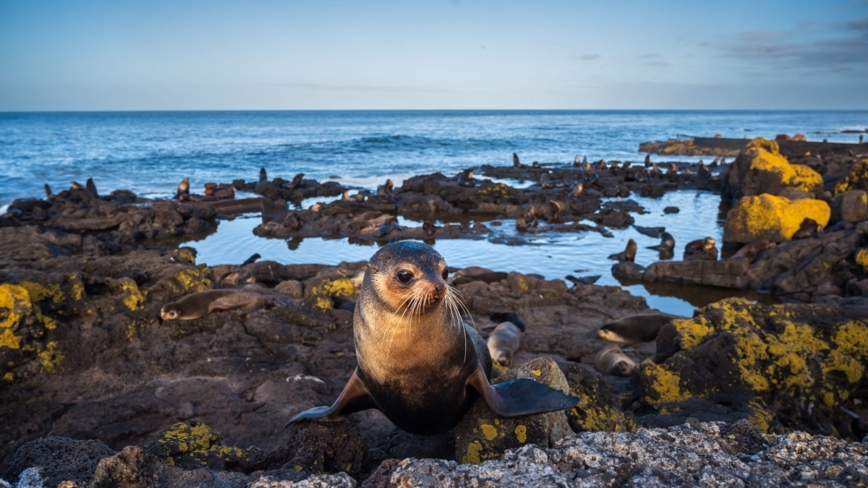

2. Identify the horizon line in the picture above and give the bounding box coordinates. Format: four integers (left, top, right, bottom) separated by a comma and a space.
2, 108, 868, 114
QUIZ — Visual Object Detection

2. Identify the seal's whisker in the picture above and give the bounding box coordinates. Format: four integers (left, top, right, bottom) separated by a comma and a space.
388, 289, 420, 357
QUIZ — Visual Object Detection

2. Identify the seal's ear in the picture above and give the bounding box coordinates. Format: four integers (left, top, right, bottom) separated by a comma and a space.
367, 263, 379, 273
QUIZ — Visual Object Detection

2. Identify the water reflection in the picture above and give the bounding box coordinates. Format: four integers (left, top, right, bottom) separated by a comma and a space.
183, 190, 777, 316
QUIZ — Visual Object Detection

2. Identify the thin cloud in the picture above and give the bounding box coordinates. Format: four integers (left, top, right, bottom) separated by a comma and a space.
580, 54, 600, 60
646, 60, 671, 67
262, 82, 447, 93
725, 17, 868, 71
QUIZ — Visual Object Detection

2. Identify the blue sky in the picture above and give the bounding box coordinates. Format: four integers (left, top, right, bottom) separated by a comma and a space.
1, 0, 866, 110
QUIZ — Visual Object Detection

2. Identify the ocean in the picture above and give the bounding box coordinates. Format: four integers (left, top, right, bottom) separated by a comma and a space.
1, 110, 866, 208
2, 110, 866, 315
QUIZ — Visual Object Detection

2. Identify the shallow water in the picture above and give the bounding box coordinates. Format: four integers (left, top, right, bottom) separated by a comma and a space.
183, 189, 777, 316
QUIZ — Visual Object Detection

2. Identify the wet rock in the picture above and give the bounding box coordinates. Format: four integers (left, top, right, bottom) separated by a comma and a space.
590, 208, 634, 229
663, 206, 679, 214
4, 436, 115, 487
721, 137, 824, 204
643, 257, 750, 289
611, 262, 645, 281
831, 190, 868, 224
723, 193, 831, 244
453, 357, 573, 464
390, 421, 868, 487
637, 297, 868, 440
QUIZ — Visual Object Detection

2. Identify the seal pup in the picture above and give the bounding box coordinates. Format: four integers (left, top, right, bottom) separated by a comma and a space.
597, 312, 680, 344
684, 237, 718, 261
176, 177, 190, 200
607, 239, 637, 263
422, 221, 437, 236
287, 241, 578, 435
485, 312, 526, 367
160, 289, 273, 321
594, 344, 635, 377
70, 181, 84, 191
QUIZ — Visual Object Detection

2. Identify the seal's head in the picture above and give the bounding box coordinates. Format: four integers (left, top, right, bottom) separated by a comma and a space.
366, 241, 449, 315
160, 304, 182, 321
596, 327, 626, 343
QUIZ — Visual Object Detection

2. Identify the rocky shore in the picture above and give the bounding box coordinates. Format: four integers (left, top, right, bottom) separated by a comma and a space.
2, 138, 868, 487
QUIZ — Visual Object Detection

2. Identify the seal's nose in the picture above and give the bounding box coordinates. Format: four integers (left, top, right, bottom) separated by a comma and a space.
434, 281, 445, 292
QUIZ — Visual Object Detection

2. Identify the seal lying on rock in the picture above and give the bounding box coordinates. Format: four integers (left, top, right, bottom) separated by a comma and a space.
287, 241, 578, 435
594, 344, 635, 376
683, 237, 718, 261
160, 289, 273, 321
597, 312, 680, 344
485, 312, 526, 367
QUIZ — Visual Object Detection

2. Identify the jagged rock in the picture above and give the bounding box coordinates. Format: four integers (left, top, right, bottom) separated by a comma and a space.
3, 436, 115, 487
266, 420, 369, 480
721, 137, 824, 204
143, 420, 263, 472
275, 280, 304, 299
723, 193, 830, 244
643, 257, 750, 289
389, 421, 868, 487
249, 472, 357, 488
561, 363, 633, 433
831, 190, 868, 224
453, 358, 573, 464
636, 297, 868, 440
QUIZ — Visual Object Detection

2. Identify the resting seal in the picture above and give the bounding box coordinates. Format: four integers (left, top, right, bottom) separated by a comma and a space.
287, 241, 577, 435
485, 312, 526, 367
160, 289, 272, 320
594, 344, 635, 376
597, 312, 680, 344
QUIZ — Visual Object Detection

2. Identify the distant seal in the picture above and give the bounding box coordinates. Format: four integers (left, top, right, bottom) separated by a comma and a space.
565, 274, 600, 286
378, 179, 394, 199
648, 232, 675, 251
259, 167, 268, 184
608, 239, 637, 263
594, 344, 635, 376
548, 201, 563, 222
85, 178, 99, 198
683, 237, 718, 261
574, 155, 581, 167
70, 181, 84, 191
569, 183, 583, 198
644, 153, 651, 166
650, 163, 662, 177
485, 312, 526, 367
44, 184, 54, 200
160, 289, 273, 321
597, 312, 680, 344
287, 241, 578, 435
515, 215, 527, 233
422, 221, 437, 236
284, 173, 305, 191
457, 169, 476, 187
512, 153, 523, 168
242, 253, 261, 266
176, 177, 190, 200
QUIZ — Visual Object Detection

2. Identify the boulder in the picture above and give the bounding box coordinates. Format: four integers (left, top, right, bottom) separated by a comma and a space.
723, 194, 830, 244
453, 357, 573, 464
831, 190, 868, 224
721, 137, 823, 204
833, 159, 868, 194
143, 420, 262, 471
643, 257, 750, 289
4, 436, 115, 487
636, 297, 868, 440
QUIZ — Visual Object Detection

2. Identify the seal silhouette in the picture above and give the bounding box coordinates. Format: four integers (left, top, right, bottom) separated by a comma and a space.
287, 241, 578, 435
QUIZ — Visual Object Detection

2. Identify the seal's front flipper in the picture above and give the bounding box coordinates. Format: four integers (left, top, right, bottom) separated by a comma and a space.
285, 368, 375, 427
467, 367, 579, 417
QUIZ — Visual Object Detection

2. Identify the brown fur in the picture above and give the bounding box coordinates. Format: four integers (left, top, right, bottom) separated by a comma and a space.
487, 322, 522, 367
160, 289, 270, 320
594, 344, 635, 376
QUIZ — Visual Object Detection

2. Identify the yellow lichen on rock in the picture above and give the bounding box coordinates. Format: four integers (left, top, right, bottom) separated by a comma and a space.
311, 279, 357, 298
672, 317, 714, 349
832, 159, 868, 194
172, 267, 213, 294
742, 137, 823, 194
514, 425, 527, 443
638, 361, 691, 406
118, 277, 146, 311
476, 183, 514, 200
37, 341, 63, 372
723, 193, 830, 243
855, 249, 868, 271
0, 284, 32, 331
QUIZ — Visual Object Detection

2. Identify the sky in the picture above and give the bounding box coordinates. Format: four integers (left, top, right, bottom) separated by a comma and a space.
1, 0, 867, 110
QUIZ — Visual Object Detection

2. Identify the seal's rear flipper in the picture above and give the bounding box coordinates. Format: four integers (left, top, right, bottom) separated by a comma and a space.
467, 368, 579, 417
285, 368, 375, 428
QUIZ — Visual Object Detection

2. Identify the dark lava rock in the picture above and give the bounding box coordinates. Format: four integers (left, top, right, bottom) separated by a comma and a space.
663, 206, 680, 214
643, 257, 750, 289
4, 436, 116, 487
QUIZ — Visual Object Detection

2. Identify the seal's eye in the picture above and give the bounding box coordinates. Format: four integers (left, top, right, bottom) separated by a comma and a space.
396, 270, 414, 284
441, 269, 448, 280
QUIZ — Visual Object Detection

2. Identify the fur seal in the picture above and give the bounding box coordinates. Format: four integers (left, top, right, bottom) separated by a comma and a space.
569, 183, 583, 198
648, 232, 675, 251
160, 289, 273, 321
85, 178, 99, 198
70, 181, 84, 191
378, 179, 394, 199
684, 237, 718, 261
597, 312, 680, 344
242, 253, 261, 266
565, 274, 600, 286
650, 163, 662, 178
644, 153, 651, 166
457, 169, 476, 187
608, 239, 637, 263
44, 184, 54, 200
594, 344, 635, 376
284, 173, 305, 191
574, 155, 581, 167
548, 201, 563, 222
176, 178, 190, 200
422, 221, 437, 236
792, 218, 819, 240
287, 241, 578, 435
485, 312, 526, 367
512, 153, 523, 167
259, 167, 268, 184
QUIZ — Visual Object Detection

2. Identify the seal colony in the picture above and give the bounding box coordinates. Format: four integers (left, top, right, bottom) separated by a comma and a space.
288, 241, 579, 435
